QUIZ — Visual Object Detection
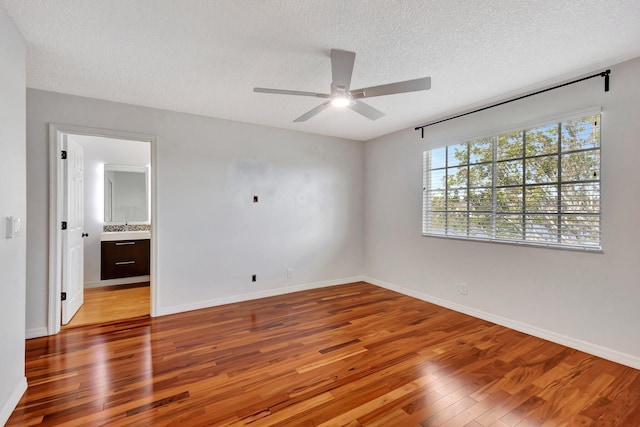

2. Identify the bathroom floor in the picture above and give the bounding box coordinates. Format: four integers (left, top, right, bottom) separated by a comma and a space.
64, 282, 150, 328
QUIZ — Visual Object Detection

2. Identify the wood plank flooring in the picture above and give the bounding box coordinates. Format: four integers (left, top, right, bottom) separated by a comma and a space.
64, 282, 150, 328
9, 282, 640, 426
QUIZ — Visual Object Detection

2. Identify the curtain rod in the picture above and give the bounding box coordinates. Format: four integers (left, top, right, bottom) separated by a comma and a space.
415, 69, 610, 138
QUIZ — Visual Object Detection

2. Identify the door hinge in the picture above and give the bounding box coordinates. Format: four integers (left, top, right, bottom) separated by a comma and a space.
61, 292, 67, 301
61, 221, 67, 230
61, 150, 67, 160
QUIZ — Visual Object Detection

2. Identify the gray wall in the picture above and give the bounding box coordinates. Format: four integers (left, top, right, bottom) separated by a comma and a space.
363, 56, 640, 368
26, 89, 365, 333
0, 5, 27, 424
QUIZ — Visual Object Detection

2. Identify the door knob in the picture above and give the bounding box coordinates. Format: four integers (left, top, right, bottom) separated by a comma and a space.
82, 232, 89, 238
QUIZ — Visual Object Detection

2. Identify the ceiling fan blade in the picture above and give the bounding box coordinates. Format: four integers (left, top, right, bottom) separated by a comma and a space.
330, 49, 356, 94
293, 101, 332, 122
351, 77, 431, 99
254, 87, 330, 98
349, 100, 385, 121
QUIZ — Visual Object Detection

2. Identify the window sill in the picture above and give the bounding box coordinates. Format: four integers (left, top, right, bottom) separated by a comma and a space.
421, 232, 603, 253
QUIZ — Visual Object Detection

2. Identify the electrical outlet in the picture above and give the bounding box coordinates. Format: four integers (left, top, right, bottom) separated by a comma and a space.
459, 282, 468, 295
252, 274, 257, 282
287, 268, 293, 278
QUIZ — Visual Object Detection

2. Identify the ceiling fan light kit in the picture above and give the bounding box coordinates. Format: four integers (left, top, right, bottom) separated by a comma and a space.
330, 95, 351, 108
254, 49, 431, 122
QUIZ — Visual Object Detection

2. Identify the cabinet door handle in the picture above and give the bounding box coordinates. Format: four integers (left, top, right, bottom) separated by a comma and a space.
115, 261, 136, 265
115, 242, 136, 246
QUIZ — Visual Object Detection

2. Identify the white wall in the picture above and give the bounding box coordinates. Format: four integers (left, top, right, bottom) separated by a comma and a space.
0, 5, 27, 424
26, 89, 364, 332
70, 135, 150, 287
363, 57, 640, 369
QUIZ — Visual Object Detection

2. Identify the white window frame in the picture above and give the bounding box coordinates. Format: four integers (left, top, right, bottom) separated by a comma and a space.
422, 111, 602, 252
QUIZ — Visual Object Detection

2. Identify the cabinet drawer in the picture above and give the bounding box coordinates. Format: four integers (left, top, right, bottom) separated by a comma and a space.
102, 240, 148, 261
101, 239, 150, 280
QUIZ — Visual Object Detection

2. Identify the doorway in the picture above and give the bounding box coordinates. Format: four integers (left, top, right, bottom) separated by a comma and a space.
48, 124, 157, 335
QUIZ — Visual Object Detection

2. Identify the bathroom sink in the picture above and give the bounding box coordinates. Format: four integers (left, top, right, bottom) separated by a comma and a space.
100, 230, 151, 241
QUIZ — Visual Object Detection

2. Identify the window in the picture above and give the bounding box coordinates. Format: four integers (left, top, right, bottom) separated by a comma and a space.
423, 113, 601, 251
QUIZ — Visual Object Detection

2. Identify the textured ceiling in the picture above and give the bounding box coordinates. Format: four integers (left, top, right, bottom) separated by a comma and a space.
3, 1, 640, 141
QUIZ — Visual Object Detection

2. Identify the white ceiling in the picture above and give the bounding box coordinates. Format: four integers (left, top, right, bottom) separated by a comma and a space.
3, 1, 640, 141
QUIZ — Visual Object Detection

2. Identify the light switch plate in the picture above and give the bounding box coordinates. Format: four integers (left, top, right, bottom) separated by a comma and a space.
6, 216, 20, 238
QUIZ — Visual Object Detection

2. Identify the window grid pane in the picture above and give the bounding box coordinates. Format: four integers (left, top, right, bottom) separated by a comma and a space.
423, 113, 601, 251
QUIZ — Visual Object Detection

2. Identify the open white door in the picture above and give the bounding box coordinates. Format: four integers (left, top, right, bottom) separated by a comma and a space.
61, 136, 85, 325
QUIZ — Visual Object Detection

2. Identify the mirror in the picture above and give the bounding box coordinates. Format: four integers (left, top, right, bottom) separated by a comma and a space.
104, 164, 149, 223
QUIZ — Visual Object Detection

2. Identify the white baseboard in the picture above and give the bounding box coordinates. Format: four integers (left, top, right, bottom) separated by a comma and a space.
0, 376, 27, 426
156, 276, 366, 317
363, 276, 640, 371
26, 327, 49, 339
85, 276, 150, 288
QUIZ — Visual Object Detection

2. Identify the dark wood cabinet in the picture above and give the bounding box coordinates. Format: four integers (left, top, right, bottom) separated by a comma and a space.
101, 239, 150, 280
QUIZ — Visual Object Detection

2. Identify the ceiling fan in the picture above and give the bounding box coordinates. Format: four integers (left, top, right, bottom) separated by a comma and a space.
254, 49, 431, 122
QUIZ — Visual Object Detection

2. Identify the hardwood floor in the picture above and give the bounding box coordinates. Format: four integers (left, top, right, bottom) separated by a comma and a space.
64, 282, 150, 328
9, 282, 640, 426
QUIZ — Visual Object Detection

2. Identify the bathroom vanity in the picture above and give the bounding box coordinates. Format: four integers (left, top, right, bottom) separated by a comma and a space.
100, 163, 151, 281
100, 231, 150, 280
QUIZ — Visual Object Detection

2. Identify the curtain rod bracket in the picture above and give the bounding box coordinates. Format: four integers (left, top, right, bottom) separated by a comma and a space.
601, 69, 610, 92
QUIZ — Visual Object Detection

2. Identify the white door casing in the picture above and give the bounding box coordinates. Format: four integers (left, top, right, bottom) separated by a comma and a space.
48, 124, 157, 336
61, 136, 84, 324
